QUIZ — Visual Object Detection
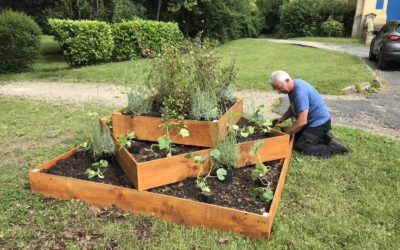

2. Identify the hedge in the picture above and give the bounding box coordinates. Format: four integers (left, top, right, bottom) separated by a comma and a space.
0, 10, 42, 73
113, 20, 182, 61
48, 19, 114, 66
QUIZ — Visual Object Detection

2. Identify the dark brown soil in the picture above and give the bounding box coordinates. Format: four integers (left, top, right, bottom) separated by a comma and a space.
150, 161, 283, 214
235, 118, 283, 143
126, 140, 207, 162
46, 150, 133, 188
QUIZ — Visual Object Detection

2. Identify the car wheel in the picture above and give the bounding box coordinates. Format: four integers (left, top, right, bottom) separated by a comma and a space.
369, 48, 376, 60
378, 50, 388, 70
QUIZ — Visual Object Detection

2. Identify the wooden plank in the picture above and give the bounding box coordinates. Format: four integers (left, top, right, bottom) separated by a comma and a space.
29, 144, 293, 239
265, 136, 294, 235
111, 98, 244, 147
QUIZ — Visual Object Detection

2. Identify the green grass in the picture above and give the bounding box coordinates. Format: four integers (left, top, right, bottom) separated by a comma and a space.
1, 97, 399, 249
289, 37, 366, 47
218, 39, 373, 94
40, 35, 62, 55
0, 37, 373, 94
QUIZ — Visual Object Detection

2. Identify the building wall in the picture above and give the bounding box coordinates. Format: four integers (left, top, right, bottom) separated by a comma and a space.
352, 0, 388, 38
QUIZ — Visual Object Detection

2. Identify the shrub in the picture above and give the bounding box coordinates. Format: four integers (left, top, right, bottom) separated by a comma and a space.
48, 19, 114, 66
168, 0, 261, 42
133, 19, 182, 58
112, 21, 141, 61
190, 88, 221, 121
112, 19, 182, 60
322, 17, 344, 37
256, 0, 285, 33
0, 10, 42, 73
126, 86, 153, 116
278, 0, 355, 38
146, 38, 237, 118
279, 0, 321, 37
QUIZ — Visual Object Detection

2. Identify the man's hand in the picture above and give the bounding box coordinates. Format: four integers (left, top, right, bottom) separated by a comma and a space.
272, 118, 281, 127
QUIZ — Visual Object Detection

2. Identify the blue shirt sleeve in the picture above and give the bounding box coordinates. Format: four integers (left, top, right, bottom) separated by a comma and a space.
294, 90, 309, 114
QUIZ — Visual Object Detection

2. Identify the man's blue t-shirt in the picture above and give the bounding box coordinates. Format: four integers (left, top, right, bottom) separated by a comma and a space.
288, 79, 330, 128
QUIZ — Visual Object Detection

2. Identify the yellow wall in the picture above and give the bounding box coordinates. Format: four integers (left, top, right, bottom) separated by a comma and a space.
352, 0, 388, 38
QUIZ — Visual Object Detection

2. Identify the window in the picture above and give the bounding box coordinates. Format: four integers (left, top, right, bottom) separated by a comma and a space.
376, 0, 384, 10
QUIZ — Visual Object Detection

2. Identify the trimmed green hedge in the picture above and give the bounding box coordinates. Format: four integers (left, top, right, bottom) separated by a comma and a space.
0, 10, 42, 73
132, 20, 182, 58
48, 19, 114, 66
113, 19, 182, 61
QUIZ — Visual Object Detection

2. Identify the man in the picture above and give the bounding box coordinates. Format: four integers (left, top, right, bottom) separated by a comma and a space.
271, 70, 350, 157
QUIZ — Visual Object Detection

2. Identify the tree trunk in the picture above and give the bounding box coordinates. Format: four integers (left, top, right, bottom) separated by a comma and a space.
156, 0, 162, 20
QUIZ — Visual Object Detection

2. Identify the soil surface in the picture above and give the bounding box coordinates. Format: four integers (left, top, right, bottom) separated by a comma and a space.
46, 150, 133, 188
150, 161, 282, 214
126, 140, 207, 162
235, 118, 282, 143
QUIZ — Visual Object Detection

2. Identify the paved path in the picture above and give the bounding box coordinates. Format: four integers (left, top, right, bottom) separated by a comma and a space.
265, 39, 400, 139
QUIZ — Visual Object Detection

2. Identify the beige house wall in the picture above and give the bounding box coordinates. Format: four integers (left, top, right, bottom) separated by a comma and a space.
352, 0, 388, 38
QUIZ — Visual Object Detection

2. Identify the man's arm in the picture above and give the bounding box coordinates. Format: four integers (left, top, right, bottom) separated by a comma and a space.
284, 110, 308, 134
274, 107, 293, 125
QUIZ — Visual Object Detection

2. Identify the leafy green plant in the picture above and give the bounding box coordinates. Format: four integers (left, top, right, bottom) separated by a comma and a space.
190, 88, 221, 121
0, 10, 42, 73
48, 19, 114, 66
91, 127, 116, 160
119, 131, 136, 150
194, 155, 212, 193
321, 17, 344, 37
126, 86, 153, 116
211, 134, 240, 180
151, 116, 189, 157
249, 186, 274, 203
249, 142, 271, 186
86, 159, 110, 179
248, 105, 273, 133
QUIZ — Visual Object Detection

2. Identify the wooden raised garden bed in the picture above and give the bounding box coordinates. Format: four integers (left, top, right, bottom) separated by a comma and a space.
29, 137, 293, 239
111, 98, 244, 147
101, 117, 291, 191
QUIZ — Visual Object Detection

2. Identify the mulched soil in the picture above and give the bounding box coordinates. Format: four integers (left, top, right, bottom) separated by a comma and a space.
126, 141, 207, 162
46, 150, 133, 188
235, 118, 283, 143
150, 161, 283, 215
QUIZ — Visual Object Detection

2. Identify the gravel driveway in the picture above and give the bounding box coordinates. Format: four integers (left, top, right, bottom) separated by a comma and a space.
1, 39, 399, 139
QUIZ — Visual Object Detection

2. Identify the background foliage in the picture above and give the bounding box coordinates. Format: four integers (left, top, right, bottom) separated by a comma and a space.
0, 10, 42, 73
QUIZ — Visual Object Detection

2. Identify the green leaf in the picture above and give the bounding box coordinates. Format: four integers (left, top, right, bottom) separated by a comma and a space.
179, 128, 189, 138
119, 136, 128, 147
250, 141, 263, 157
251, 170, 261, 181
86, 169, 98, 179
216, 168, 227, 180
240, 131, 249, 138
261, 189, 274, 203
248, 187, 258, 197
247, 126, 255, 135
210, 149, 221, 159
231, 111, 242, 120
158, 136, 172, 150
194, 155, 206, 164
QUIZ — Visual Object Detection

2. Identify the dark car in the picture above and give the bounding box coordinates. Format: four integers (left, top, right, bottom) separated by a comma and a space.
369, 20, 400, 70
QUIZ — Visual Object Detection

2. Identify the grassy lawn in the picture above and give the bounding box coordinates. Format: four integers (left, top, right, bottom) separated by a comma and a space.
0, 37, 373, 94
288, 37, 366, 47
1, 97, 399, 249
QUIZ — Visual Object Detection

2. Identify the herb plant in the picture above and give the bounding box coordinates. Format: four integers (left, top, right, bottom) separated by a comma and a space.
126, 86, 153, 116
194, 155, 212, 193
211, 134, 240, 181
91, 127, 116, 160
248, 105, 273, 133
